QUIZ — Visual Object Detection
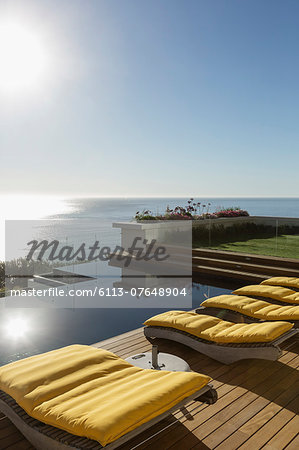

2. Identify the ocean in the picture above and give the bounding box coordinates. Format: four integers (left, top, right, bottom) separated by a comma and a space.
1, 196, 299, 365
45, 197, 299, 221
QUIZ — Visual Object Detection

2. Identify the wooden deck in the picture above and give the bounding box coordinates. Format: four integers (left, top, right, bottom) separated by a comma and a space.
0, 329, 298, 450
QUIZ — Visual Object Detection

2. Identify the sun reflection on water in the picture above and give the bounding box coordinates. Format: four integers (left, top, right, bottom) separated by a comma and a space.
5, 317, 29, 339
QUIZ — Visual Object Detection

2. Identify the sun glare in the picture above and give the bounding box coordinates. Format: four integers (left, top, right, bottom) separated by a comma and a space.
5, 317, 29, 339
0, 20, 48, 94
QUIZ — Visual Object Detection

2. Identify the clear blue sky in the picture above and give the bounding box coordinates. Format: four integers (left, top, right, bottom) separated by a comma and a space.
1, 0, 299, 197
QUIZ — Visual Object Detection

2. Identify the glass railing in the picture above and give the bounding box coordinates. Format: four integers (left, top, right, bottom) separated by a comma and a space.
192, 216, 299, 260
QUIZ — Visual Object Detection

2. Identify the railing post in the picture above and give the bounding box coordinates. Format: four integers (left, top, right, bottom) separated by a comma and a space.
275, 219, 278, 255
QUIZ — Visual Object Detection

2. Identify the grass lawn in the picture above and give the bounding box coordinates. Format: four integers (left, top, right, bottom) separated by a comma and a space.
194, 234, 299, 259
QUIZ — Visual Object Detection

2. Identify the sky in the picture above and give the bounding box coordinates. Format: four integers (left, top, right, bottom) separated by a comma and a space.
0, 0, 299, 197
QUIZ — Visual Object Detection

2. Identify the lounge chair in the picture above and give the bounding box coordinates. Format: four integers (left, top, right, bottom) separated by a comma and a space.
232, 284, 299, 305
261, 276, 299, 291
0, 345, 217, 450
196, 295, 299, 328
144, 311, 297, 365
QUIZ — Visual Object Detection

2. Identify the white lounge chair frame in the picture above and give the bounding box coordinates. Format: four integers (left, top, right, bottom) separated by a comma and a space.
144, 326, 298, 365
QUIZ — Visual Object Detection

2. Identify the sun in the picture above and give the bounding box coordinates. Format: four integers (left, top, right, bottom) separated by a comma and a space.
0, 20, 48, 94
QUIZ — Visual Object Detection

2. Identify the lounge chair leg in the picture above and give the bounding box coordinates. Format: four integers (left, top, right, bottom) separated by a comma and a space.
179, 406, 193, 420
195, 387, 218, 405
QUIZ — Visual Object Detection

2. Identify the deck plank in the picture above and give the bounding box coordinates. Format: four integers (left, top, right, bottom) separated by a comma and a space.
263, 415, 299, 449
237, 398, 298, 450
165, 360, 290, 449
283, 433, 299, 450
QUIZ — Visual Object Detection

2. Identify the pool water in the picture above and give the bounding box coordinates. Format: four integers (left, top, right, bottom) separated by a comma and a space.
0, 281, 233, 366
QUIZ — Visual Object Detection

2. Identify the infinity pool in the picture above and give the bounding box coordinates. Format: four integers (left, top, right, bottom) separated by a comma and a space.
0, 281, 233, 366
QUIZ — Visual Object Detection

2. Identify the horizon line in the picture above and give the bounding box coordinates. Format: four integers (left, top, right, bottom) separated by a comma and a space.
1, 194, 299, 199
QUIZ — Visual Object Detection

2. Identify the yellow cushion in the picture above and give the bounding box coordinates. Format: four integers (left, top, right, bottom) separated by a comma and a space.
144, 311, 293, 344
261, 277, 299, 290
233, 285, 299, 305
202, 295, 299, 321
0, 345, 211, 446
